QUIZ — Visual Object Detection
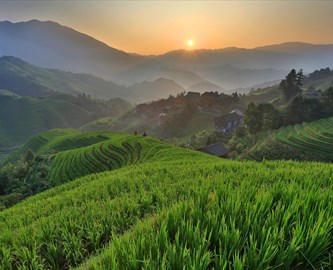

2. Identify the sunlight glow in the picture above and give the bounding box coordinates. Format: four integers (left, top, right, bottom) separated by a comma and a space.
187, 39, 194, 47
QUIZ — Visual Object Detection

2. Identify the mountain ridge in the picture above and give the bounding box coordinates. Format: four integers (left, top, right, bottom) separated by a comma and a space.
3, 20, 333, 90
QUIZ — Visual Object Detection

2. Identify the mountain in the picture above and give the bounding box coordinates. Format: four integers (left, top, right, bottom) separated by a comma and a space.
193, 65, 286, 90
125, 78, 185, 103
115, 65, 206, 88
187, 81, 226, 93
0, 20, 206, 87
0, 20, 143, 80
2, 20, 333, 91
115, 44, 333, 89
155, 44, 333, 71
255, 42, 333, 54
0, 55, 126, 98
0, 56, 184, 103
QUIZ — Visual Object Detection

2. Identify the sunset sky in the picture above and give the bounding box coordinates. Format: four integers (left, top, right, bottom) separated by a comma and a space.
1, 1, 333, 55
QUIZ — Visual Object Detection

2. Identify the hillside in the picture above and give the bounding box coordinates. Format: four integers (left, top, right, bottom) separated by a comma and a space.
3, 129, 110, 164
0, 94, 90, 155
240, 67, 333, 105
0, 56, 125, 99
227, 116, 333, 162
1, 130, 213, 207
94, 91, 241, 140
0, 130, 333, 269
276, 116, 333, 160
242, 84, 282, 104
0, 20, 142, 79
0, 93, 131, 160
302, 67, 333, 91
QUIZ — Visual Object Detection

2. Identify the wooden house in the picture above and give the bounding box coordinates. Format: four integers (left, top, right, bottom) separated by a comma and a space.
214, 112, 244, 133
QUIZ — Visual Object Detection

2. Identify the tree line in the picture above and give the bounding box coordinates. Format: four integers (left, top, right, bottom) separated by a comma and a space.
243, 69, 333, 134
0, 150, 51, 210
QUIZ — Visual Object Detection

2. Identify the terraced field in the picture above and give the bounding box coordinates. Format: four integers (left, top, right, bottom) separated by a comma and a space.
3, 129, 114, 164
1, 130, 333, 269
48, 134, 145, 185
276, 116, 333, 160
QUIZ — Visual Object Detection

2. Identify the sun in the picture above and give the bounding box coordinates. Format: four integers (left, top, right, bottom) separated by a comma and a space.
187, 39, 194, 47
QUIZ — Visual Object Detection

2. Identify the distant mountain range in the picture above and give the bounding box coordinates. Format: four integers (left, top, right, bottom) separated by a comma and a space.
2, 20, 333, 92
0, 56, 185, 103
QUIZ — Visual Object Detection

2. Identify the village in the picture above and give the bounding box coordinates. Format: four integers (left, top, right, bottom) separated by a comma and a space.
135, 90, 243, 133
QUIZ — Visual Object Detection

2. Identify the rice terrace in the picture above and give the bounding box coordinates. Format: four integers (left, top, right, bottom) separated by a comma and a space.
0, 130, 332, 269
276, 117, 333, 160
1, 1, 333, 269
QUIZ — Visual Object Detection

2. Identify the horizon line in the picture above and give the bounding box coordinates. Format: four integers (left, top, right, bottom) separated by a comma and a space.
2, 19, 333, 56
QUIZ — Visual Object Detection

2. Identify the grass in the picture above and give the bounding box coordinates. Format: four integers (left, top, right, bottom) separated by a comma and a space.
0, 130, 333, 269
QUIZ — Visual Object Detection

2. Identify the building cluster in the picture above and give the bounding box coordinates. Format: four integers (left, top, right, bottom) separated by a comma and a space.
136, 91, 244, 131
135, 91, 241, 125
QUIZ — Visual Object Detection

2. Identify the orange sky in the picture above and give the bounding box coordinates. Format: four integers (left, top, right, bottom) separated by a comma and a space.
1, 1, 333, 54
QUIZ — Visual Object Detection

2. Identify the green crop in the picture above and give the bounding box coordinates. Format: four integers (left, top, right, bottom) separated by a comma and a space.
0, 131, 332, 269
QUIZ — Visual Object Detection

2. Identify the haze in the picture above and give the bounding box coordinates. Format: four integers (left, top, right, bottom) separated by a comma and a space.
1, 1, 333, 55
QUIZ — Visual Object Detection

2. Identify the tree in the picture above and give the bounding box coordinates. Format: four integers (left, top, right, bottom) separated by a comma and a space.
244, 102, 282, 134
257, 103, 281, 130
285, 96, 323, 124
234, 125, 247, 137
280, 69, 303, 101
308, 67, 331, 81
231, 92, 240, 103
319, 86, 333, 117
320, 86, 333, 110
296, 69, 304, 87
244, 103, 263, 134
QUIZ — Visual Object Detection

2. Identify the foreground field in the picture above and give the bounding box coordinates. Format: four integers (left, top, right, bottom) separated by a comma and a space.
0, 131, 333, 269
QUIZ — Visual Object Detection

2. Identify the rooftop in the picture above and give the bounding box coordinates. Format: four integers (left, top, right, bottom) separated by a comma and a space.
199, 143, 229, 157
